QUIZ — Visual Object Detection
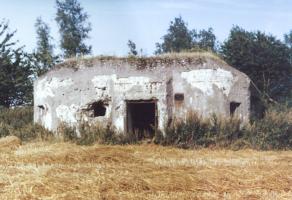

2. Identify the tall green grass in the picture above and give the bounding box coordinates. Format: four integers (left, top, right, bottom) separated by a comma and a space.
0, 105, 291, 150
59, 122, 140, 145
154, 112, 244, 149
155, 106, 292, 150
0, 107, 53, 141
245, 106, 292, 150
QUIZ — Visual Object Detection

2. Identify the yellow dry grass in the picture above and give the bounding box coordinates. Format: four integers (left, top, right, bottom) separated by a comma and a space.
0, 141, 291, 200
0, 136, 21, 150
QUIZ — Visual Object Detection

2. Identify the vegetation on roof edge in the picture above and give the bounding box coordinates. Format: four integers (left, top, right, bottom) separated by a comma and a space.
54, 51, 227, 70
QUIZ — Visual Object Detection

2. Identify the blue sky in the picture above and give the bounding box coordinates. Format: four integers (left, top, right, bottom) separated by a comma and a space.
1, 0, 292, 56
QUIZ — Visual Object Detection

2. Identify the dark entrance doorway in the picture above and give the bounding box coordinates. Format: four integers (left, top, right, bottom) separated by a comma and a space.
126, 100, 157, 139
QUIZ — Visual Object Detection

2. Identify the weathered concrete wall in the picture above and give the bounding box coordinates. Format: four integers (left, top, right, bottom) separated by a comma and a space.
172, 68, 250, 121
34, 64, 169, 132
34, 56, 250, 134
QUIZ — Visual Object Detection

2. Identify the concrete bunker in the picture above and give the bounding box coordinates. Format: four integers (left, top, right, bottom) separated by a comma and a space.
126, 100, 157, 138
33, 53, 251, 134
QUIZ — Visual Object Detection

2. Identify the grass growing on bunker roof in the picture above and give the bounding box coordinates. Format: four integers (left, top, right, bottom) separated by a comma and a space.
54, 51, 227, 71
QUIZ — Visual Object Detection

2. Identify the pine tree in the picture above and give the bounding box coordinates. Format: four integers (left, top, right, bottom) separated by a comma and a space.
155, 16, 218, 54
155, 16, 192, 54
0, 20, 32, 107
33, 17, 57, 76
127, 40, 138, 56
55, 0, 92, 58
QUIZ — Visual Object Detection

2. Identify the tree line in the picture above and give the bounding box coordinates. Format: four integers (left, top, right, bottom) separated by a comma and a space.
0, 0, 91, 108
0, 0, 291, 115
148, 16, 291, 115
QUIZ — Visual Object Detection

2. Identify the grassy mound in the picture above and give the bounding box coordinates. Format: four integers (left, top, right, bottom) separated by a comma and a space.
54, 51, 227, 70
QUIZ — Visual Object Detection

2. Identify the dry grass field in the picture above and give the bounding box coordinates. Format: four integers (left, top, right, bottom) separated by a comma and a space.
0, 138, 291, 200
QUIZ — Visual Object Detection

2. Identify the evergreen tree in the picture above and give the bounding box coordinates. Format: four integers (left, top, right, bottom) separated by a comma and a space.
55, 0, 92, 58
221, 26, 292, 112
33, 17, 57, 76
155, 16, 217, 54
0, 20, 32, 107
127, 40, 138, 56
193, 27, 217, 52
155, 16, 192, 54
284, 31, 292, 65
284, 31, 292, 49
283, 31, 292, 105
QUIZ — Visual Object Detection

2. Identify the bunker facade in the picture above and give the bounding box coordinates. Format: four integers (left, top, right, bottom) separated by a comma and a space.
34, 53, 251, 135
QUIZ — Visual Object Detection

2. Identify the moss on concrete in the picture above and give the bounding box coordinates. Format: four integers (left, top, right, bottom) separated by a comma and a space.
55, 52, 227, 71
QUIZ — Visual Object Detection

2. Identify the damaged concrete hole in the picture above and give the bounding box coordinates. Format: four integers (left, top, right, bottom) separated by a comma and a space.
87, 101, 107, 117
38, 105, 45, 110
174, 93, 184, 101
126, 100, 157, 139
230, 101, 241, 116
37, 105, 46, 115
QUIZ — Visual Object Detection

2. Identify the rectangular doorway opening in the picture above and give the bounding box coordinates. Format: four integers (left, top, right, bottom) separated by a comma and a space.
126, 100, 157, 139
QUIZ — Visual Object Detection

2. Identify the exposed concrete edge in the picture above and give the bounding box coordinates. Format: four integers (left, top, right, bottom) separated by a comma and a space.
38, 52, 250, 83
39, 52, 227, 75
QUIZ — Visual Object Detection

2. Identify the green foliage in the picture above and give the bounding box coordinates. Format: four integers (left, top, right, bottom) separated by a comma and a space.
155, 16, 193, 54
0, 106, 291, 150
59, 122, 139, 145
154, 107, 292, 150
0, 20, 33, 107
12, 123, 53, 142
0, 123, 10, 138
127, 40, 138, 56
221, 26, 292, 105
58, 122, 77, 142
55, 0, 92, 58
0, 107, 53, 141
155, 112, 243, 149
283, 31, 292, 105
0, 106, 33, 128
192, 28, 217, 52
155, 16, 217, 54
33, 17, 58, 76
284, 30, 292, 50
245, 106, 292, 150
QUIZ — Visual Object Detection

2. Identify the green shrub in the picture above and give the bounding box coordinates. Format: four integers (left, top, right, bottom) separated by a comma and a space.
76, 123, 118, 145
0, 107, 53, 142
0, 107, 33, 129
12, 123, 53, 142
0, 105, 291, 150
155, 106, 292, 150
245, 106, 292, 150
155, 112, 243, 149
0, 122, 11, 138
58, 122, 77, 142
58, 122, 118, 145
160, 112, 210, 148
59, 122, 140, 145
208, 114, 243, 147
